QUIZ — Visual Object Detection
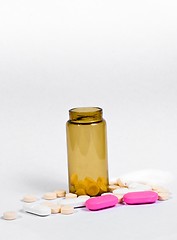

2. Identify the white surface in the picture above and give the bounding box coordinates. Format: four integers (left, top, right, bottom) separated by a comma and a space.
0, 0, 177, 239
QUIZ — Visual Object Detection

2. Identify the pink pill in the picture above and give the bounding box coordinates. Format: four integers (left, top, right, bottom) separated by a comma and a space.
123, 191, 158, 205
85, 194, 118, 211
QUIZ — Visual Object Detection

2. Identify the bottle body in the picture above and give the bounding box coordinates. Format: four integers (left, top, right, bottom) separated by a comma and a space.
66, 107, 109, 196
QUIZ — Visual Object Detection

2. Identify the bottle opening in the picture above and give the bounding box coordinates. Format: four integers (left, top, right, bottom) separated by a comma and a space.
69, 107, 103, 123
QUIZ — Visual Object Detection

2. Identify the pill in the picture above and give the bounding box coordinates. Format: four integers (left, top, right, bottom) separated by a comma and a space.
101, 192, 114, 196
75, 188, 86, 196
65, 193, 77, 199
61, 205, 74, 215
43, 192, 57, 200
22, 194, 37, 203
123, 191, 158, 205
77, 195, 90, 200
108, 185, 120, 192
23, 204, 51, 216
59, 196, 89, 208
113, 194, 124, 203
41, 201, 54, 207
97, 179, 107, 194
113, 187, 131, 195
84, 177, 95, 185
151, 185, 169, 194
75, 180, 86, 191
41, 202, 61, 213
158, 192, 170, 201
70, 173, 78, 186
117, 178, 126, 187
86, 183, 100, 196
70, 185, 76, 193
3, 211, 17, 220
109, 178, 117, 185
55, 190, 66, 198
85, 194, 118, 211
51, 204, 61, 214
128, 183, 152, 191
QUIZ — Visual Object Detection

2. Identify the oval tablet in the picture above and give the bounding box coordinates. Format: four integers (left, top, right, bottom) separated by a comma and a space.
85, 194, 118, 211
123, 191, 158, 205
59, 196, 89, 208
23, 204, 51, 216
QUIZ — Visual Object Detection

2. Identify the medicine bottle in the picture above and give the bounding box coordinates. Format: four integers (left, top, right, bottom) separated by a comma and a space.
66, 107, 109, 196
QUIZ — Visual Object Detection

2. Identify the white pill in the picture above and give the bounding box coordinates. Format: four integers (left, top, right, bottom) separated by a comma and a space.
23, 195, 37, 203
41, 201, 54, 207
3, 211, 17, 220
119, 169, 174, 187
55, 190, 66, 198
128, 183, 152, 191
23, 204, 51, 216
61, 205, 74, 215
65, 193, 77, 199
59, 197, 88, 208
101, 192, 114, 196
113, 187, 131, 195
77, 195, 90, 200
43, 192, 57, 200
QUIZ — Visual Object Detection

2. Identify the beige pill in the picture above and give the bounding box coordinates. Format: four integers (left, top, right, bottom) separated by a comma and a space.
23, 194, 37, 203
152, 185, 170, 194
117, 178, 127, 187
3, 211, 17, 220
43, 192, 57, 200
51, 204, 61, 214
65, 193, 77, 199
109, 179, 118, 185
158, 192, 170, 201
108, 185, 120, 192
61, 205, 74, 215
55, 190, 66, 198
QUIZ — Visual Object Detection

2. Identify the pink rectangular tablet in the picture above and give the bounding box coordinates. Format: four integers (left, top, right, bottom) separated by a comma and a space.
123, 191, 158, 205
86, 194, 118, 211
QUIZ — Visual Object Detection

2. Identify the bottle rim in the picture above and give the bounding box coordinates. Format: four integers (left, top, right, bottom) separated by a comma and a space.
69, 107, 103, 123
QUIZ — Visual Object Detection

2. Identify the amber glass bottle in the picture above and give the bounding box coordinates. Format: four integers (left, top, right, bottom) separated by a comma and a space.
66, 107, 109, 196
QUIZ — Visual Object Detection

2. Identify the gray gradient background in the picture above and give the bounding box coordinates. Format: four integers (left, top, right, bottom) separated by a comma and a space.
0, 0, 177, 239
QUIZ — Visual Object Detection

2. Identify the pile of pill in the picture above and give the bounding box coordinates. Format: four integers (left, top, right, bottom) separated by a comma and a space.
70, 174, 108, 196
108, 178, 171, 202
2, 178, 171, 220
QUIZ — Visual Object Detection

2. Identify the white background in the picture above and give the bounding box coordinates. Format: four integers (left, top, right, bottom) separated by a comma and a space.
0, 0, 177, 239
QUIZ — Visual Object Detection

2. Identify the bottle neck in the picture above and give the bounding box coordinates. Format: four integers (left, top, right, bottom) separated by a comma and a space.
69, 107, 103, 124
